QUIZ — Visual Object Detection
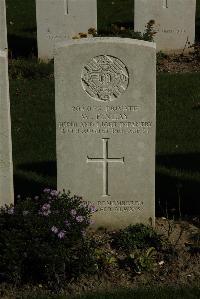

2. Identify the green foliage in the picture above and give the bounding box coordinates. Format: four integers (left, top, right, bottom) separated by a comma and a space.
97, 22, 154, 42
157, 51, 168, 65
142, 20, 157, 42
190, 42, 200, 61
125, 247, 156, 273
111, 224, 163, 253
94, 247, 117, 271
186, 231, 200, 254
0, 190, 96, 287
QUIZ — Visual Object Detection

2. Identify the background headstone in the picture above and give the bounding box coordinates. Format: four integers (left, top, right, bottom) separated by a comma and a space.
0, 0, 8, 50
55, 38, 156, 229
36, 0, 97, 60
0, 50, 14, 206
134, 0, 196, 53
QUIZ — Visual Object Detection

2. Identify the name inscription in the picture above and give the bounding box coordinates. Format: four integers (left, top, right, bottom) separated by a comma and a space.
58, 105, 153, 135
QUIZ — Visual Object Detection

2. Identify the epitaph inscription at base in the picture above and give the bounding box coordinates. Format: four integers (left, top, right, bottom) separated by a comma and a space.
55, 38, 156, 229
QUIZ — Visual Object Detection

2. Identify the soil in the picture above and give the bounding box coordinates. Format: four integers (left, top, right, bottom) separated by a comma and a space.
157, 52, 200, 73
66, 218, 200, 293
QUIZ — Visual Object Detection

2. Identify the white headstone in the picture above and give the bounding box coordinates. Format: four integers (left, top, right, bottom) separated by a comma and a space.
55, 38, 156, 229
0, 0, 8, 50
134, 0, 196, 53
0, 50, 14, 206
36, 0, 97, 60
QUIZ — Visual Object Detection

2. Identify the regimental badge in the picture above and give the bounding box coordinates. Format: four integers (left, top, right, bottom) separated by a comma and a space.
81, 55, 129, 102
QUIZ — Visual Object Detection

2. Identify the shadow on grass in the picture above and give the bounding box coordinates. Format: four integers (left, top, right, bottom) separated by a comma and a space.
157, 153, 200, 173
14, 161, 56, 198
73, 287, 200, 299
156, 153, 200, 217
27, 286, 200, 299
8, 34, 37, 58
196, 0, 200, 42
196, 24, 200, 42
14, 173, 45, 199
12, 154, 200, 218
19, 161, 56, 178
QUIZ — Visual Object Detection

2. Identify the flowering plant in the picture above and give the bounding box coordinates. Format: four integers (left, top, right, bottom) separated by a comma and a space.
0, 190, 96, 287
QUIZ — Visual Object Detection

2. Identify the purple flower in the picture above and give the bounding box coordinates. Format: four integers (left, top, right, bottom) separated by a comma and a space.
43, 188, 51, 193
42, 210, 51, 216
64, 220, 70, 227
7, 207, 14, 215
70, 209, 77, 217
23, 210, 29, 216
42, 203, 51, 211
51, 226, 58, 234
34, 196, 39, 200
89, 204, 97, 213
58, 230, 66, 239
76, 215, 84, 223
50, 190, 59, 197
40, 203, 51, 216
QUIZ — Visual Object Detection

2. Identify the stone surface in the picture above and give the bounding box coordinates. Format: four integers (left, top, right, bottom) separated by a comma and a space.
0, 0, 8, 50
55, 38, 156, 229
134, 0, 196, 53
36, 0, 97, 60
0, 50, 14, 206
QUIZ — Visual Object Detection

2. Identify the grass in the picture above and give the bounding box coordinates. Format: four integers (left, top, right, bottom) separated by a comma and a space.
156, 73, 200, 215
157, 73, 200, 154
7, 286, 200, 299
6, 0, 37, 57
74, 286, 200, 299
9, 60, 55, 196
4, 0, 200, 215
97, 0, 134, 31
196, 0, 200, 40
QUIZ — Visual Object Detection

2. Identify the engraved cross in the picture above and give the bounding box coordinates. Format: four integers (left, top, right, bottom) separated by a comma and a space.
64, 0, 69, 15
163, 0, 168, 8
87, 138, 125, 197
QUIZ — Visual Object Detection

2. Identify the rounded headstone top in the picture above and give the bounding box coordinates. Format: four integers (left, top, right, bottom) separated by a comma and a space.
55, 37, 156, 51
